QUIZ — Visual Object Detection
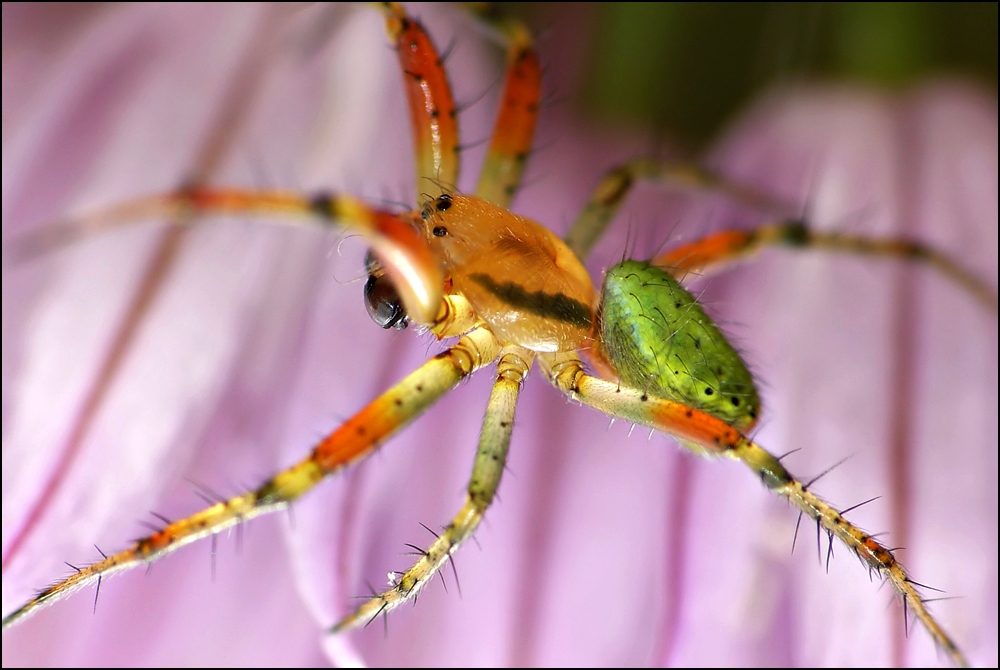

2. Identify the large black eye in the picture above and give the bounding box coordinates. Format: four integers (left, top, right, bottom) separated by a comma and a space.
434, 194, 452, 211
363, 250, 408, 330
364, 274, 409, 330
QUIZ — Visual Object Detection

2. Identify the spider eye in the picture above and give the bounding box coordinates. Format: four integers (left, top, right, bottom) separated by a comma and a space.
364, 273, 409, 330
363, 250, 409, 330
435, 194, 452, 211
432, 225, 448, 237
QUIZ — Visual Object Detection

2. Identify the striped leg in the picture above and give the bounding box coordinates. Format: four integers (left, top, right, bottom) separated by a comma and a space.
378, 2, 460, 195
332, 344, 534, 633
3, 187, 446, 325
563, 158, 791, 260
539, 350, 968, 667
558, 158, 997, 312
382, 1, 543, 208
1, 327, 501, 630
466, 7, 542, 208
654, 222, 999, 312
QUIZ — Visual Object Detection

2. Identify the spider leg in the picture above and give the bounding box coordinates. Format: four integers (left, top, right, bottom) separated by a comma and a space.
655, 221, 999, 312
378, 3, 460, 196
564, 158, 792, 260
0, 327, 502, 631
561, 157, 997, 312
3, 187, 446, 325
539, 350, 968, 667
384, 0, 542, 208
331, 344, 534, 633
465, 9, 541, 208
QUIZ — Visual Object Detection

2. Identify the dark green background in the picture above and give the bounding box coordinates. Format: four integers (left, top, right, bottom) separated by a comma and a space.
521, 2, 998, 149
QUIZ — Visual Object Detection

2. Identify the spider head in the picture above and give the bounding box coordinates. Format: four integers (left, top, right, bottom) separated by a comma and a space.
418, 192, 473, 269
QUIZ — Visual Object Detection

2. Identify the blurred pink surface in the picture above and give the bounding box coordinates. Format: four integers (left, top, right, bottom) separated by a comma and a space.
2, 3, 997, 666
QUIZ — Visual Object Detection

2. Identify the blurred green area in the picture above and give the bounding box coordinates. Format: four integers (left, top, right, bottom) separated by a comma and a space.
530, 2, 998, 148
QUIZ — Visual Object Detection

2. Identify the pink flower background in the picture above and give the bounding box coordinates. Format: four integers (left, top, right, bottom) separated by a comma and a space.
3, 3, 997, 666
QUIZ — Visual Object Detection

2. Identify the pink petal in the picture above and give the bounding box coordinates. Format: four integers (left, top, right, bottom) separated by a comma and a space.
2, 3, 405, 665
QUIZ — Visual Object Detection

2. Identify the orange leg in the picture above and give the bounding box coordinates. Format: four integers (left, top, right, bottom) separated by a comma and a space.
379, 2, 460, 197
380, 1, 543, 208
1, 326, 502, 631
539, 350, 968, 667
561, 158, 997, 312
332, 344, 533, 632
3, 186, 447, 326
465, 7, 542, 208
655, 222, 999, 312
563, 158, 792, 260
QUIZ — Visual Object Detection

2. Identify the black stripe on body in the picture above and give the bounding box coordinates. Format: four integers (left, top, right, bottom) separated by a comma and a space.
469, 273, 591, 328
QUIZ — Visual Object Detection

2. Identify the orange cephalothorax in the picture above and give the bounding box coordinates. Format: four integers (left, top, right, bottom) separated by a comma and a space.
420, 193, 595, 352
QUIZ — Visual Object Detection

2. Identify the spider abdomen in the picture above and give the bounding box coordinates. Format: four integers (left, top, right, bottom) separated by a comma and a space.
599, 260, 760, 431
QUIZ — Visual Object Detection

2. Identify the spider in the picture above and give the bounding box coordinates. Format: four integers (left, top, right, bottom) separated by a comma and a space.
2, 3, 997, 666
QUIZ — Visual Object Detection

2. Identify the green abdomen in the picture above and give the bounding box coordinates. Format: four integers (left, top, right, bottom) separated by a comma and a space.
599, 260, 760, 431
